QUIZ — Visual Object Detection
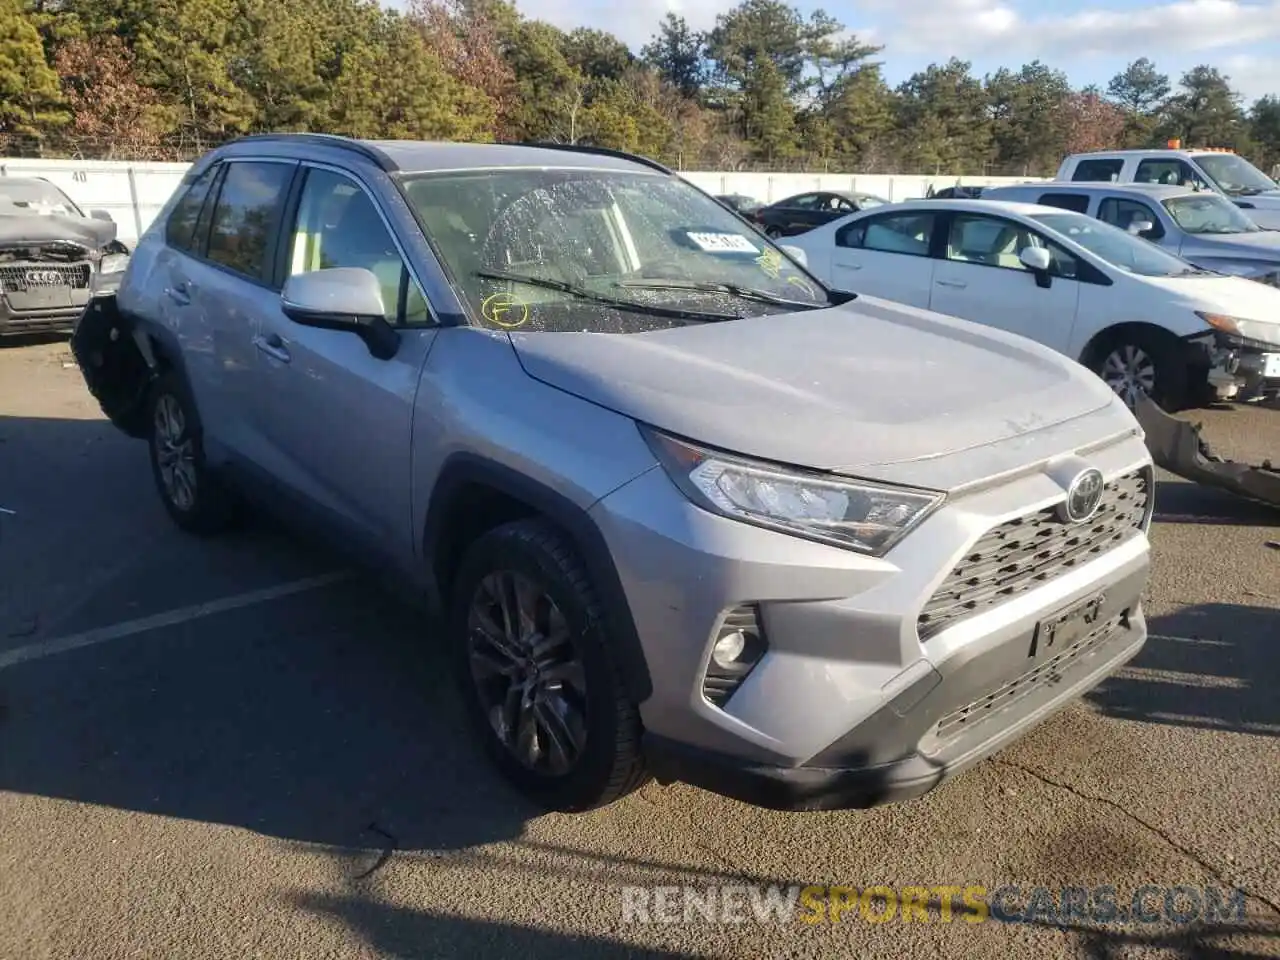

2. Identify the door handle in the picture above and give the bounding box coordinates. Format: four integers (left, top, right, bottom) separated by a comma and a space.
253, 332, 291, 364
936, 279, 968, 289
166, 281, 191, 305
839, 262, 863, 271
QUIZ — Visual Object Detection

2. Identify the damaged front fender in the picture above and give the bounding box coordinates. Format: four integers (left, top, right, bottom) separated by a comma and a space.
69, 293, 154, 439
1134, 392, 1280, 507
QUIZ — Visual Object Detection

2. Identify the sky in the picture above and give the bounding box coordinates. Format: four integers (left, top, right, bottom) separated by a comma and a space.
388, 0, 1280, 106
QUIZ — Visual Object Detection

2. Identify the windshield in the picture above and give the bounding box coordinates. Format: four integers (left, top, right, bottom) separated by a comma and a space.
400, 169, 830, 333
1031, 211, 1203, 277
0, 180, 80, 216
1163, 193, 1262, 234
1194, 154, 1278, 196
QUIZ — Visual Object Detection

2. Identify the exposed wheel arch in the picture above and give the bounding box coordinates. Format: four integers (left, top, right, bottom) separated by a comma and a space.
423, 453, 654, 704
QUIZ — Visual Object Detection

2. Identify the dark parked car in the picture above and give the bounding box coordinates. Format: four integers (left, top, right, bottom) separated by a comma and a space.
752, 190, 888, 237
0, 177, 130, 337
926, 185, 985, 199
714, 193, 763, 217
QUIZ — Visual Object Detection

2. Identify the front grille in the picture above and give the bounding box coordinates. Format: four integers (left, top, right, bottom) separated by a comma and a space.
0, 263, 92, 291
934, 611, 1128, 742
918, 469, 1150, 641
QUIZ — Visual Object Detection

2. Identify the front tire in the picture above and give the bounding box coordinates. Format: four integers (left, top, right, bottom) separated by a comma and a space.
448, 519, 649, 812
147, 370, 238, 535
1091, 330, 1190, 412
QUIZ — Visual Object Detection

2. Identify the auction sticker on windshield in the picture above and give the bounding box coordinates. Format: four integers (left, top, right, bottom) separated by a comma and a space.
686, 231, 760, 254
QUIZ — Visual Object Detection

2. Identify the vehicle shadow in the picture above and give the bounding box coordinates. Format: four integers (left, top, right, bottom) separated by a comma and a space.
1152, 479, 1280, 527
1086, 602, 1280, 737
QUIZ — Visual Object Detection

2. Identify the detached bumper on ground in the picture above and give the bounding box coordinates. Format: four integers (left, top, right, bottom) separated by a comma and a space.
1135, 393, 1280, 506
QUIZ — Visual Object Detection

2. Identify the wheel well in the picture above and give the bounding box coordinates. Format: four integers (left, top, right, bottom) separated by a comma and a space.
431, 482, 540, 599
1078, 322, 1184, 369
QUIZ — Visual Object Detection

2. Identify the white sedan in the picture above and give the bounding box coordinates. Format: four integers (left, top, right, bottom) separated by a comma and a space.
785, 198, 1280, 408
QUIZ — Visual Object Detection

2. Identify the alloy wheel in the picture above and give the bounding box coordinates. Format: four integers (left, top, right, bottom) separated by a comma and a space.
1100, 344, 1157, 409
466, 570, 589, 776
154, 393, 197, 511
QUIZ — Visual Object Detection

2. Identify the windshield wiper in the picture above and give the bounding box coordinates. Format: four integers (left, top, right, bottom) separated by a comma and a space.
614, 278, 825, 309
474, 270, 740, 323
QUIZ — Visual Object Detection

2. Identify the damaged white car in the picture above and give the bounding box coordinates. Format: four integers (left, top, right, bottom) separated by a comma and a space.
788, 199, 1280, 409
0, 177, 130, 338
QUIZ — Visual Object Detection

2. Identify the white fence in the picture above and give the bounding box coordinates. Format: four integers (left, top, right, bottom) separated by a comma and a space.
0, 157, 1047, 246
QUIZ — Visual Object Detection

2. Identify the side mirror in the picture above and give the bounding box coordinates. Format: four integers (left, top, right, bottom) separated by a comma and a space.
1128, 220, 1155, 236
780, 244, 808, 267
280, 267, 400, 360
89, 208, 113, 222
1019, 246, 1053, 288
1019, 247, 1052, 272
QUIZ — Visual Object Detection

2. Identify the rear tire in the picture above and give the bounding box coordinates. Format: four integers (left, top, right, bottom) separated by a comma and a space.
1090, 329, 1191, 413
765, 225, 784, 239
447, 519, 649, 812
146, 370, 238, 536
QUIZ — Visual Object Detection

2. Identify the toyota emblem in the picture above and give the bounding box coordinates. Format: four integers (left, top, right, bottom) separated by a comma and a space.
25, 270, 62, 284
1057, 468, 1105, 524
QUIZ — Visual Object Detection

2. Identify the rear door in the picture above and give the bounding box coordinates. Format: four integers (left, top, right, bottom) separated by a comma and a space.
928, 211, 1081, 352
774, 194, 823, 234
245, 163, 440, 564
829, 209, 939, 307
186, 158, 299, 465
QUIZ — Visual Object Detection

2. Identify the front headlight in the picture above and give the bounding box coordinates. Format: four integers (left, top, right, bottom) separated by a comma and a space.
640, 426, 945, 557
99, 253, 130, 274
1197, 311, 1280, 347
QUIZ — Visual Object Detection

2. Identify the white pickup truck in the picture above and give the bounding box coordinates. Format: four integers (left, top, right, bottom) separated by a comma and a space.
1056, 149, 1280, 230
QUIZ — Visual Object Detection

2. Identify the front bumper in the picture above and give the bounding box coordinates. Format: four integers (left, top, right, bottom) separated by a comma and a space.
593, 427, 1153, 810
1189, 330, 1280, 401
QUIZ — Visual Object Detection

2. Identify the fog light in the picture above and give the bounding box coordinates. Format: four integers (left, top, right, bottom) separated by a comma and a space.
701, 604, 768, 708
712, 630, 746, 668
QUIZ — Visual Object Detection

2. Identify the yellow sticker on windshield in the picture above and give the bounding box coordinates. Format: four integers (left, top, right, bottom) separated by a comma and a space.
481, 292, 529, 329
756, 247, 783, 279
786, 275, 817, 298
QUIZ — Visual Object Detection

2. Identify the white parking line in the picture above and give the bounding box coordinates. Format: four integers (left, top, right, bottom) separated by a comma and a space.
0, 571, 352, 673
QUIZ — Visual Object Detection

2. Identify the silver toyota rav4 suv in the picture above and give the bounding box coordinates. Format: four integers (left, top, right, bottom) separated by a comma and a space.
73, 135, 1155, 813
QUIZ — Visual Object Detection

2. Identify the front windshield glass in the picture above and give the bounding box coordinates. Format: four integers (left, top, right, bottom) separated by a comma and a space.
1194, 154, 1278, 195
1031, 212, 1202, 277
400, 168, 829, 333
1163, 193, 1262, 234
0, 180, 79, 216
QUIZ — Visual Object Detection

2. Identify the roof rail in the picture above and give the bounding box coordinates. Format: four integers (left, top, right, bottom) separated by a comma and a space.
221, 133, 399, 171
505, 140, 674, 175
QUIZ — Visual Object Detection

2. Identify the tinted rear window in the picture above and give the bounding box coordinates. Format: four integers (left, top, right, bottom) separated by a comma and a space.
166, 166, 219, 253
1037, 192, 1092, 213
204, 162, 294, 284
1072, 159, 1124, 182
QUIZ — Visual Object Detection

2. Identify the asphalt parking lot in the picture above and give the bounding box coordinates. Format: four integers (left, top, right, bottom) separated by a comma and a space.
2, 338, 1278, 960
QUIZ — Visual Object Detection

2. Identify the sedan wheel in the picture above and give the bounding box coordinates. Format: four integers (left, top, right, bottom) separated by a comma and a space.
1100, 344, 1157, 409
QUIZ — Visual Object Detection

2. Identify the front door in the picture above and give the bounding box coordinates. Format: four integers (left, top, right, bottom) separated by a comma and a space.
829, 209, 939, 308
928, 212, 1081, 353
247, 164, 440, 565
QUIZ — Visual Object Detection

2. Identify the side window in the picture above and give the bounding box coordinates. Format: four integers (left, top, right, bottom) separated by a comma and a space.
787, 194, 821, 209
1072, 159, 1124, 182
945, 214, 1039, 271
165, 165, 219, 254
288, 167, 430, 327
1135, 159, 1201, 188
205, 161, 294, 283
1037, 192, 1091, 213
1098, 197, 1166, 239
837, 212, 935, 256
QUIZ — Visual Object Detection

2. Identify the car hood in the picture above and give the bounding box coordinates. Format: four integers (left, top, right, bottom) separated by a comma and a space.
508, 296, 1118, 482
0, 212, 116, 249
1141, 273, 1280, 331
1184, 231, 1280, 258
